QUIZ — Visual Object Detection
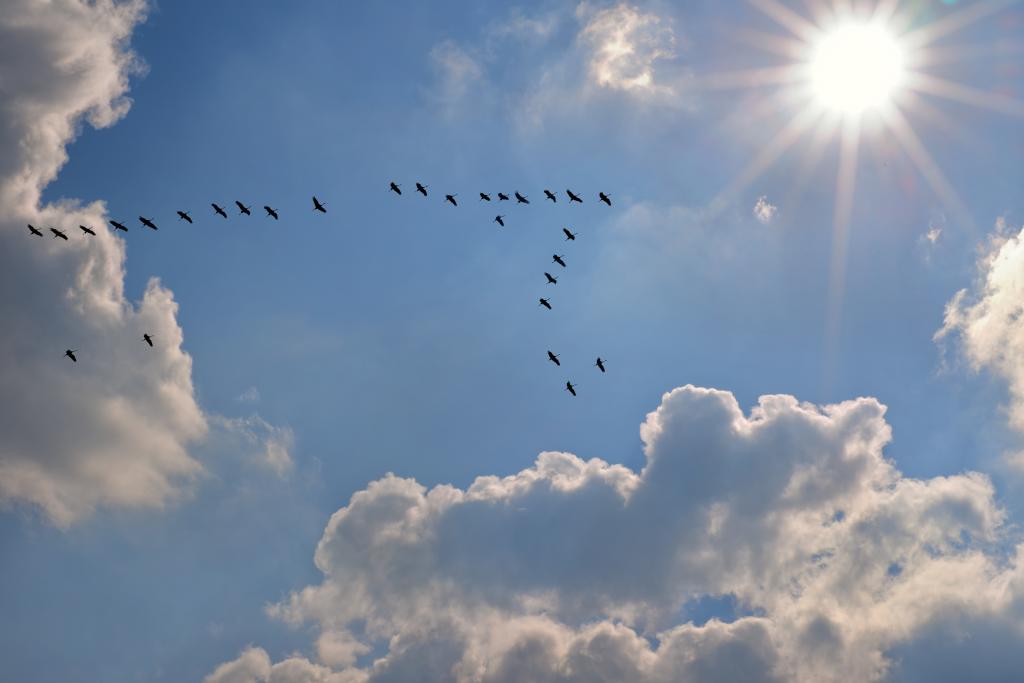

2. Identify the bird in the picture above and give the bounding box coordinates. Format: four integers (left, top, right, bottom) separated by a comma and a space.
498, 192, 510, 201
547, 351, 560, 366
544, 189, 557, 203
313, 196, 327, 213
390, 182, 402, 195
109, 220, 128, 232
139, 216, 158, 230
595, 357, 606, 373
415, 182, 428, 196
445, 194, 458, 207
544, 272, 557, 284
79, 225, 96, 236
563, 228, 577, 241
64, 349, 78, 363
599, 192, 612, 206
177, 210, 193, 223
565, 381, 577, 397
212, 203, 228, 218
552, 254, 567, 268
566, 189, 582, 203
494, 215, 505, 227
515, 191, 529, 204
539, 297, 552, 310
50, 227, 68, 240
27, 224, 42, 236
235, 201, 252, 216
143, 333, 153, 347
264, 206, 279, 220
479, 192, 491, 202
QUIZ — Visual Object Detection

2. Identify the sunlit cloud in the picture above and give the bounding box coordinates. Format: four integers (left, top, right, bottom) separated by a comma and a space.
753, 195, 778, 224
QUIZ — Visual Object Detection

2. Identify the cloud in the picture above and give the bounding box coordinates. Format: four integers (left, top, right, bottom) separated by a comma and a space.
753, 195, 777, 224
577, 2, 678, 93
208, 384, 1024, 682
237, 386, 262, 404
428, 40, 485, 115
936, 220, 1024, 430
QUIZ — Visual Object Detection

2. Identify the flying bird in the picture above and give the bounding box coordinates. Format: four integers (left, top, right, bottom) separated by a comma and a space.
599, 192, 612, 206
544, 189, 557, 203
552, 254, 566, 267
498, 192, 510, 201
177, 210, 193, 223
50, 227, 68, 240
515, 191, 529, 204
79, 225, 96, 236
565, 381, 577, 397
494, 215, 505, 227
415, 182, 428, 196
64, 349, 78, 363
235, 201, 251, 216
109, 220, 128, 232
566, 189, 582, 203
389, 182, 402, 195
212, 203, 228, 218
595, 357, 606, 373
27, 224, 42, 236
544, 272, 557, 284
143, 333, 153, 347
264, 206, 279, 220
539, 297, 552, 310
547, 351, 560, 366
139, 216, 158, 230
445, 194, 458, 207
563, 228, 577, 241
313, 196, 327, 213
479, 192, 491, 202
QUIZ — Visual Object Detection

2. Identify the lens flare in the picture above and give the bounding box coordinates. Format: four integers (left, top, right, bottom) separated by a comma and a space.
811, 23, 905, 114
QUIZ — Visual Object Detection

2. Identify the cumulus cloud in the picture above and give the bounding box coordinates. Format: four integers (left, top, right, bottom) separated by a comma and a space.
936, 219, 1024, 430
577, 2, 677, 93
753, 195, 777, 224
208, 385, 1024, 682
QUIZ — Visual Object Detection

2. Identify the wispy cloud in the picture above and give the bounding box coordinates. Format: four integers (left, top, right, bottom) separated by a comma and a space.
753, 195, 777, 224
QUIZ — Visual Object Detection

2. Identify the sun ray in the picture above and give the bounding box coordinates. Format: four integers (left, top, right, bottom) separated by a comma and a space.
698, 65, 805, 90
905, 71, 1024, 117
783, 113, 840, 214
748, 0, 822, 42
731, 27, 809, 60
900, 0, 1019, 50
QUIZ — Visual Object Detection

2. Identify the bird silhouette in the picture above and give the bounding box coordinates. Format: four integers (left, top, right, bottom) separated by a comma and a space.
599, 192, 612, 206
494, 215, 505, 227
515, 192, 529, 204
415, 182, 428, 196
565, 381, 577, 396
539, 297, 552, 310
27, 224, 42, 236
139, 216, 158, 230
264, 206, 279, 220
595, 357, 606, 373
177, 210, 193, 223
566, 189, 582, 203
79, 225, 96, 236
143, 333, 153, 347
563, 228, 577, 241
547, 351, 560, 366
445, 194, 458, 207
109, 220, 128, 232
552, 254, 566, 268
64, 349, 78, 363
479, 192, 491, 202
235, 201, 251, 216
544, 189, 557, 203
544, 272, 557, 284
212, 203, 228, 218
498, 192, 510, 201
389, 182, 402, 195
313, 196, 327, 213
50, 227, 68, 240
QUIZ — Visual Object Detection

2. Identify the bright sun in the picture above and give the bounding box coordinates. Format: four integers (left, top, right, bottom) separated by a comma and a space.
811, 23, 905, 114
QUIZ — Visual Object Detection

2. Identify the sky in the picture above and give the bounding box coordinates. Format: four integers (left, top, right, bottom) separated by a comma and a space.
2, 0, 1024, 681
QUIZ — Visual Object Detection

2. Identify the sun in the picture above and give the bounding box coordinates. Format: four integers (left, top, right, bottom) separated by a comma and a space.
810, 23, 905, 114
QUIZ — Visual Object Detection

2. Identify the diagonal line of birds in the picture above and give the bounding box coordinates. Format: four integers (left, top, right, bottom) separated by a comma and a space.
31, 183, 615, 396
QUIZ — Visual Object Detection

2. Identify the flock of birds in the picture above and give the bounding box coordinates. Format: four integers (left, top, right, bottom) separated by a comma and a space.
30, 184, 612, 396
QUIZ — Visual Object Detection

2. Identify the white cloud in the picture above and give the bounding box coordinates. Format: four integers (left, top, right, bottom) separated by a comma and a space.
937, 220, 1024, 431
238, 386, 262, 404
209, 384, 1024, 682
210, 415, 295, 478
753, 195, 777, 224
428, 40, 484, 115
577, 2, 677, 94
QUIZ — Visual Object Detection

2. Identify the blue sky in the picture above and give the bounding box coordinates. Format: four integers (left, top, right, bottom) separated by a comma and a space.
4, 1, 1024, 681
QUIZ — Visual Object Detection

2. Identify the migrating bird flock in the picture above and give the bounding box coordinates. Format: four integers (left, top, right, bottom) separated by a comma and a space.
30, 184, 612, 396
